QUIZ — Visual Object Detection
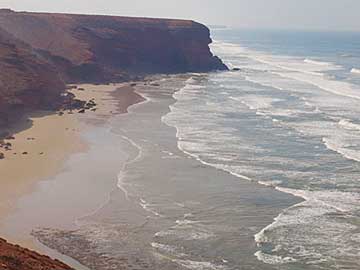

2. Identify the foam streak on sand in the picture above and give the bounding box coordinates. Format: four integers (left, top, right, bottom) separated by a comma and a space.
0, 82, 142, 254
116, 123, 146, 201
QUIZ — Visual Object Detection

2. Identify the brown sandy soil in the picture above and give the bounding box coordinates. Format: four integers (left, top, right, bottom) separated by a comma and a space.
0, 238, 73, 270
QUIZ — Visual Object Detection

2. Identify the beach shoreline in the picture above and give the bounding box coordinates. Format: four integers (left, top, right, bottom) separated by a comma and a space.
0, 76, 301, 270
0, 82, 146, 263
22, 75, 298, 270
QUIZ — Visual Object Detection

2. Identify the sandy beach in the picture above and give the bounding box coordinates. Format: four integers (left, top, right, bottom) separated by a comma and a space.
0, 83, 143, 243
0, 113, 82, 216
0, 76, 300, 270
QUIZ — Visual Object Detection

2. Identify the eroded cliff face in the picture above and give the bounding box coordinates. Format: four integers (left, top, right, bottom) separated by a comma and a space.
0, 9, 227, 83
0, 9, 227, 130
0, 26, 65, 128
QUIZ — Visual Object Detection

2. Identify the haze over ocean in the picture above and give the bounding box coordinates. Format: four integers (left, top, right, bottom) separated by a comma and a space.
2, 0, 360, 31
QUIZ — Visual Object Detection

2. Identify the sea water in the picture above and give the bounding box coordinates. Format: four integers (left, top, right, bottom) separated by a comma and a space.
24, 29, 360, 270
164, 29, 360, 269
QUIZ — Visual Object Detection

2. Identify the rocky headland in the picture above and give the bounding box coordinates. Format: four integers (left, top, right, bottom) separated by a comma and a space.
0, 8, 227, 269
0, 8, 227, 135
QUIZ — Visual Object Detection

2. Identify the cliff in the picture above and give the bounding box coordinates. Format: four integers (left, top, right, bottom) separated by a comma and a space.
0, 9, 228, 268
0, 26, 65, 128
0, 238, 72, 270
0, 9, 226, 131
0, 9, 227, 83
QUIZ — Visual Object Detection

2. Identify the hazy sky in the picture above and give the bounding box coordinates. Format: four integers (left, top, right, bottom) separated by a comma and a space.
1, 0, 359, 31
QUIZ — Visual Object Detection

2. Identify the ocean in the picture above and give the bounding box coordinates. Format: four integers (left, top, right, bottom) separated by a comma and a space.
164, 29, 360, 269
4, 29, 360, 270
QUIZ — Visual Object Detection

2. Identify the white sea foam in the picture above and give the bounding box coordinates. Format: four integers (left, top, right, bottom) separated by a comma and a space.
322, 137, 360, 162
254, 187, 360, 246
116, 135, 144, 200
254, 186, 360, 265
338, 119, 360, 131
165, 106, 254, 181
175, 219, 200, 226
351, 68, 360, 74
155, 216, 215, 241
187, 231, 215, 240
214, 41, 360, 102
152, 242, 226, 270
254, 251, 296, 265
275, 187, 360, 213
173, 259, 227, 270
177, 145, 253, 181
258, 180, 283, 187
304, 59, 333, 67
139, 198, 163, 217
121, 135, 144, 163
151, 242, 185, 256
272, 69, 360, 100
117, 171, 130, 200
154, 230, 174, 237
278, 118, 360, 163
230, 95, 281, 111
164, 43, 360, 267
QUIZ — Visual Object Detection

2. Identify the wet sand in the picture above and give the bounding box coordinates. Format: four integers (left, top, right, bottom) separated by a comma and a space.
0, 111, 85, 218
0, 77, 299, 270
0, 83, 144, 248
0, 76, 299, 270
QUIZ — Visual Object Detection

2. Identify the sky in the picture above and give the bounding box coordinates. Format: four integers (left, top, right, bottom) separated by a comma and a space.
1, 0, 359, 31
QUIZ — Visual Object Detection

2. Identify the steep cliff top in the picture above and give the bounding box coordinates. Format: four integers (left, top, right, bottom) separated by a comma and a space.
0, 9, 203, 29
0, 9, 211, 66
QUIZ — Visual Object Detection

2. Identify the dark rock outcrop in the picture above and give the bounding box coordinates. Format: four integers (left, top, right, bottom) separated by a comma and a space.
0, 238, 73, 270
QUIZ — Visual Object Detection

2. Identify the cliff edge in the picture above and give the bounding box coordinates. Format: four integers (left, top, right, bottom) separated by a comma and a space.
0, 238, 72, 270
0, 9, 227, 83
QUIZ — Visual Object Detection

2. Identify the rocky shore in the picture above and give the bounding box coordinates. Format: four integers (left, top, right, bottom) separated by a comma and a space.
0, 238, 72, 270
